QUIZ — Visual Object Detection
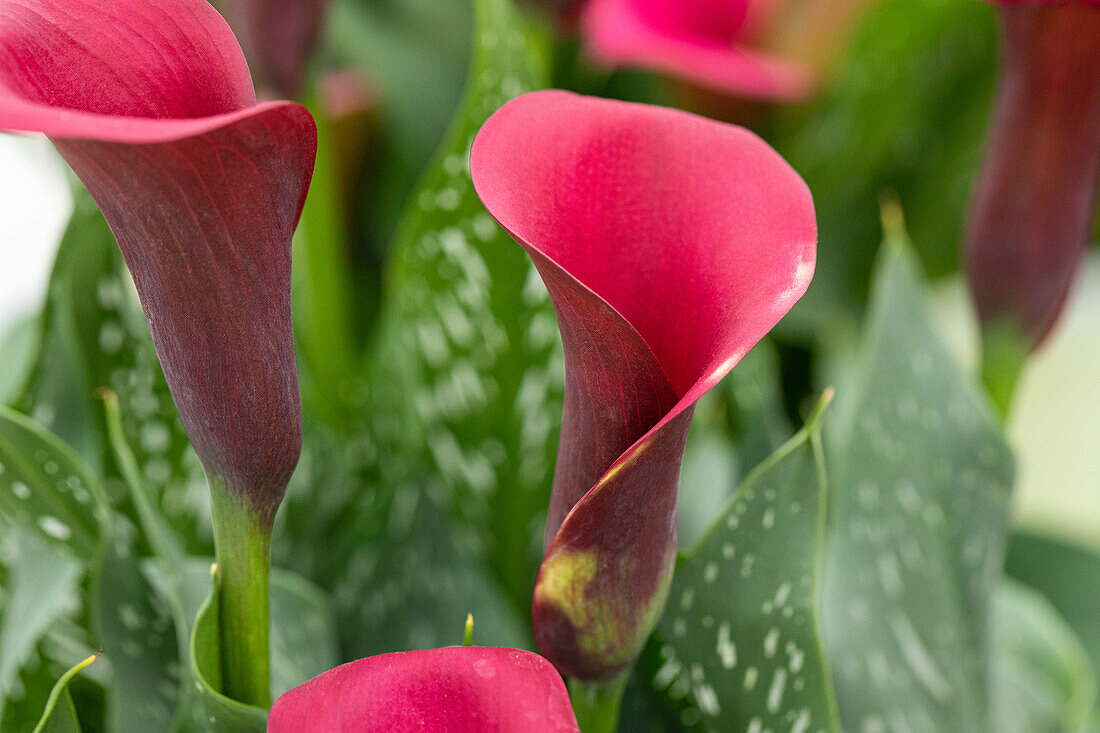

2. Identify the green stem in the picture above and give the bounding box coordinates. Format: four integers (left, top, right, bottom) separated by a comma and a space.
568, 674, 629, 733
209, 482, 272, 708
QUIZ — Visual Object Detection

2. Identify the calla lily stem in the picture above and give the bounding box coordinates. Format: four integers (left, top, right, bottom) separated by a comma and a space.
568, 673, 629, 733
209, 482, 272, 708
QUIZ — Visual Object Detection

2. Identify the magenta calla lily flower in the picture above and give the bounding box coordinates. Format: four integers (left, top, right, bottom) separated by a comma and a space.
966, 0, 1100, 354
268, 647, 581, 732
581, 0, 812, 101
470, 90, 816, 680
0, 0, 316, 522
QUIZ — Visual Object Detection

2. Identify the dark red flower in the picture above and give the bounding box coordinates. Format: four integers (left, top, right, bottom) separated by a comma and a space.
471, 90, 816, 680
966, 0, 1100, 353
267, 647, 581, 732
0, 0, 316, 521
218, 0, 330, 98
581, 0, 812, 100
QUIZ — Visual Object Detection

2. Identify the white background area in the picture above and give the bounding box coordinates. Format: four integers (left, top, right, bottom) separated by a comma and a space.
0, 135, 73, 336
0, 133, 1098, 550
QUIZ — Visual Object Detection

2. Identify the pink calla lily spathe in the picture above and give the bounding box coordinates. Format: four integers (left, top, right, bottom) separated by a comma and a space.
267, 647, 581, 732
581, 0, 812, 101
471, 90, 816, 680
966, 0, 1100, 353
0, 0, 316, 521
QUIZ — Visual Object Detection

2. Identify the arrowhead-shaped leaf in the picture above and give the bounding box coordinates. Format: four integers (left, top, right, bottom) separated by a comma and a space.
822, 240, 1014, 731
654, 395, 838, 732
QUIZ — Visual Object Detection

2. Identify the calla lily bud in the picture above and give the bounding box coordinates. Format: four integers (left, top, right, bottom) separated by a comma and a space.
581, 0, 812, 100
219, 0, 331, 98
966, 0, 1100, 353
268, 647, 581, 732
471, 90, 816, 681
0, 0, 316, 523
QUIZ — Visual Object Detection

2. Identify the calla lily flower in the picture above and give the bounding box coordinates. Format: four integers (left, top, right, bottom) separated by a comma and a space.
470, 90, 816, 680
0, 0, 316, 523
581, 0, 813, 100
219, 0, 330, 98
966, 0, 1100, 355
268, 647, 581, 732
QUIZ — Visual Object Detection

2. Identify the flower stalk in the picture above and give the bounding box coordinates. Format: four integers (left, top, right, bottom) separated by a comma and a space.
568, 675, 629, 733
209, 483, 273, 707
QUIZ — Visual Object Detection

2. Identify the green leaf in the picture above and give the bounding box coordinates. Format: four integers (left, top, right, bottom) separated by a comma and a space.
304, 0, 557, 654
773, 0, 998, 332
92, 538, 179, 733
1006, 532, 1100, 675
654, 393, 839, 733
0, 406, 108, 558
0, 531, 83, 724
269, 569, 339, 700
361, 0, 557, 600
16, 187, 207, 553
678, 340, 792, 550
993, 580, 1097, 733
32, 652, 99, 733
822, 241, 1015, 731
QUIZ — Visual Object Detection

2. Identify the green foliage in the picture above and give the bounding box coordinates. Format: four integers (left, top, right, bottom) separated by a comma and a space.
304, 0, 561, 658
654, 394, 838, 732
1006, 533, 1100, 675
32, 652, 99, 733
14, 188, 207, 554
822, 240, 1014, 731
774, 0, 999, 332
0, 406, 109, 557
0, 531, 83, 727
993, 581, 1097, 733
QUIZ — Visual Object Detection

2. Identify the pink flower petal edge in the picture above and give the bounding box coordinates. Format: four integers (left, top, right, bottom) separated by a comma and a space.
268, 647, 581, 733
582, 0, 813, 101
471, 90, 816, 679
0, 0, 317, 520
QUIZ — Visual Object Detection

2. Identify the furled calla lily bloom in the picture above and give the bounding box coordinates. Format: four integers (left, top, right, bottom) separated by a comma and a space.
965, 0, 1100, 357
470, 91, 816, 681
268, 647, 581, 732
0, 0, 315, 703
0, 0, 315, 524
581, 0, 812, 100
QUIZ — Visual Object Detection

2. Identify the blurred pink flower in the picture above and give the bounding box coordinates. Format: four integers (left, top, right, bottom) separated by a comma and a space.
581, 0, 813, 100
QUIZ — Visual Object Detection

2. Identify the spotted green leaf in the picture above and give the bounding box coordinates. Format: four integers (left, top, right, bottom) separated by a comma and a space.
0, 406, 109, 557
31, 651, 99, 733
316, 0, 557, 653
93, 539, 179, 733
369, 0, 555, 599
993, 580, 1097, 733
822, 240, 1014, 731
0, 530, 83, 725
16, 187, 207, 553
655, 393, 839, 733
